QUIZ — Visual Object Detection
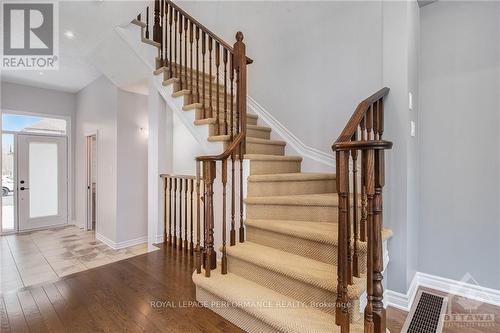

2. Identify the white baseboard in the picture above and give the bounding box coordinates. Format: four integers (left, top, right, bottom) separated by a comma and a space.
96, 233, 147, 250
385, 272, 500, 312
154, 234, 164, 244
247, 96, 335, 169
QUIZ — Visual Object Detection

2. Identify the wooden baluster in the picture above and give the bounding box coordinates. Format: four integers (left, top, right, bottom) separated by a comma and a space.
201, 32, 206, 118
208, 37, 213, 118
367, 104, 374, 140
373, 101, 379, 140
195, 27, 200, 104
234, 32, 247, 242
153, 0, 161, 43
346, 158, 353, 286
195, 162, 202, 273
335, 150, 350, 332
364, 149, 375, 333
173, 9, 178, 79
184, 178, 188, 252
178, 14, 183, 89
215, 42, 220, 135
373, 149, 386, 333
230, 152, 236, 246
360, 116, 367, 242
203, 161, 217, 277
379, 99, 384, 139
145, 6, 150, 39
189, 22, 194, 99
230, 53, 234, 139
168, 177, 173, 244
163, 178, 167, 243
163, 2, 167, 71
184, 17, 188, 93
179, 177, 183, 249
221, 159, 228, 274
168, 5, 173, 79
352, 137, 360, 278
173, 178, 177, 248
223, 49, 228, 135
190, 178, 194, 255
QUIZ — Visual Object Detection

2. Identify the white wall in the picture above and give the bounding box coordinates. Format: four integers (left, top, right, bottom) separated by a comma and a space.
76, 76, 118, 241
76, 75, 149, 246
0, 81, 77, 222
116, 89, 148, 243
419, 1, 500, 290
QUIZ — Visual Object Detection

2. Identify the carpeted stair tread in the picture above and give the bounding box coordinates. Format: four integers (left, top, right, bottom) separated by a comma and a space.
245, 193, 338, 207
248, 172, 336, 182
208, 136, 286, 146
226, 242, 365, 298
192, 269, 363, 333
246, 219, 394, 248
245, 154, 302, 161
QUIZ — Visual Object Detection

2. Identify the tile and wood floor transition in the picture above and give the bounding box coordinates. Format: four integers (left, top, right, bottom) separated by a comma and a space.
1, 242, 499, 332
0, 225, 152, 293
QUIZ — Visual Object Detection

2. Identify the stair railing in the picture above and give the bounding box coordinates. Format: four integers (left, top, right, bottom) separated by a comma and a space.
332, 88, 392, 333
161, 174, 200, 254
138, 1, 252, 277
195, 30, 249, 278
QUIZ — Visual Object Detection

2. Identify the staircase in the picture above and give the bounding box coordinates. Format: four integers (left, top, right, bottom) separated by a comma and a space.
132, 2, 393, 332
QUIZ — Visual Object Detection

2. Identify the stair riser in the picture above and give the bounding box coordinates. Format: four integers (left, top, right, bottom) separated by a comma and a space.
227, 256, 361, 321
196, 286, 281, 333
246, 142, 285, 156
248, 160, 301, 175
246, 226, 368, 275
207, 124, 270, 139
247, 179, 336, 197
194, 109, 258, 125
246, 203, 337, 223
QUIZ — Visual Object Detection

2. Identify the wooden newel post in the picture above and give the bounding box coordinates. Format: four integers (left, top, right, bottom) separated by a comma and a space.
203, 160, 217, 277
335, 150, 350, 333
364, 149, 375, 333
372, 149, 386, 333
153, 0, 161, 43
195, 161, 202, 274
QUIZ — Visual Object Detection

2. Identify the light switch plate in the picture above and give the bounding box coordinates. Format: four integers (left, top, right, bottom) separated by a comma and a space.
409, 92, 413, 110
410, 121, 416, 137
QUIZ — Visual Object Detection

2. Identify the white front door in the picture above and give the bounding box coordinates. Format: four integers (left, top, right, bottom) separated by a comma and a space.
17, 134, 68, 231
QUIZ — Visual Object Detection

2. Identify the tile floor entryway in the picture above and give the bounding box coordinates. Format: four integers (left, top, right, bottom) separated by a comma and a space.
0, 225, 155, 293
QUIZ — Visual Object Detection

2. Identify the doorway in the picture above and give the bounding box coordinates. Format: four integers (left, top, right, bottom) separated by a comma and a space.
85, 135, 97, 231
17, 134, 68, 231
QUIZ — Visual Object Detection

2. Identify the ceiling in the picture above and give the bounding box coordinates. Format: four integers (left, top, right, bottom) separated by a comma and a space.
1, 1, 145, 93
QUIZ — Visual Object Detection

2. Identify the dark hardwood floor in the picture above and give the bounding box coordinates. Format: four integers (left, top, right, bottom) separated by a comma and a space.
1, 244, 499, 332
0, 244, 244, 333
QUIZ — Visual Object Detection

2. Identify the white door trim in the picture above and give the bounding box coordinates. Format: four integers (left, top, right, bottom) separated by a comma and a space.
17, 134, 68, 231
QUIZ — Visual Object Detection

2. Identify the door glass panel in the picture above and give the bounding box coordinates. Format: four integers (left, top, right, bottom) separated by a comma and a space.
2, 134, 15, 232
29, 142, 58, 218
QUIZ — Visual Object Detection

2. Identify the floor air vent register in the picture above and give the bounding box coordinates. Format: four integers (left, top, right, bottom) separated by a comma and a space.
401, 290, 448, 333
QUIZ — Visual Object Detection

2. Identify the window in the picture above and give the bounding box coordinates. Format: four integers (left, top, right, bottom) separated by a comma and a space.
2, 113, 66, 134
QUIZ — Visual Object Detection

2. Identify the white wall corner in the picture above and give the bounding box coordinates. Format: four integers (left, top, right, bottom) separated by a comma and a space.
247, 96, 335, 173
96, 232, 148, 250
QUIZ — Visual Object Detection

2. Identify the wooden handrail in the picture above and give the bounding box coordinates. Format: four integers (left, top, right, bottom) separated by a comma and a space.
164, 0, 253, 65
161, 174, 196, 179
335, 87, 390, 143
